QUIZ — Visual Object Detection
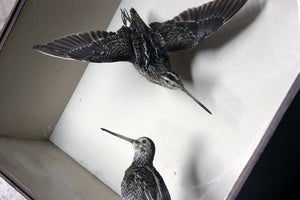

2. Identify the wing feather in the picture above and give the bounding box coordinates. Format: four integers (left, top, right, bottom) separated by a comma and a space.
33, 26, 133, 63
150, 0, 247, 52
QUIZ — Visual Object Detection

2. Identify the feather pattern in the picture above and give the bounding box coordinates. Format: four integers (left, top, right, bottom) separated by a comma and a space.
33, 26, 133, 62
121, 165, 171, 200
150, 0, 247, 52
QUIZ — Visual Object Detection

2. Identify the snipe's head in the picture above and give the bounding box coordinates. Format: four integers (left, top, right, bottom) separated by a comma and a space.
159, 70, 212, 114
159, 71, 184, 90
132, 137, 155, 164
101, 128, 155, 165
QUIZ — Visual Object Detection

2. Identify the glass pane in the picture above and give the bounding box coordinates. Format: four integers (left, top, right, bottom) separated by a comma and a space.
0, 176, 25, 200
0, 0, 17, 31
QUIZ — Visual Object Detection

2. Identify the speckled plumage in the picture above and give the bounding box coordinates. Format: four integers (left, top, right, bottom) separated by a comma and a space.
101, 128, 171, 200
34, 0, 248, 114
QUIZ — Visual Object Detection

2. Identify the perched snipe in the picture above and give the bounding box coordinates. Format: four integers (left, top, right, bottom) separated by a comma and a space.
33, 0, 248, 114
101, 128, 171, 200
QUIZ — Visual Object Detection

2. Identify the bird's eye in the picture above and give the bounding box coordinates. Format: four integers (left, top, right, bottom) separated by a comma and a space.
142, 140, 147, 144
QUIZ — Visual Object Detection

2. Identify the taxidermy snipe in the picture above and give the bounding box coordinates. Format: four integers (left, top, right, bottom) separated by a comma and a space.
33, 0, 248, 114
101, 128, 171, 200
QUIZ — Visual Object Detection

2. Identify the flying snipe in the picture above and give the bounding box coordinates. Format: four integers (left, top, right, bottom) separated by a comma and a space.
33, 0, 248, 114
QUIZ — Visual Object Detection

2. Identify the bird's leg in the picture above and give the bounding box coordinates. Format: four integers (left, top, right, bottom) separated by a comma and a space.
121, 8, 131, 27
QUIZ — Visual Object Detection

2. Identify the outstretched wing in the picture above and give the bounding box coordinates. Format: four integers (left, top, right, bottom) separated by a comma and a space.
33, 26, 134, 63
122, 166, 171, 200
150, 0, 247, 52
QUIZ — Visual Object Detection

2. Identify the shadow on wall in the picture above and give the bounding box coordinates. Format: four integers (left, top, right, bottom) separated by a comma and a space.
179, 134, 226, 199
180, 131, 236, 199
181, 137, 203, 199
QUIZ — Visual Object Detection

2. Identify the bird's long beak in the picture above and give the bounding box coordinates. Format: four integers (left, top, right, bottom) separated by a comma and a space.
182, 87, 212, 115
101, 128, 134, 143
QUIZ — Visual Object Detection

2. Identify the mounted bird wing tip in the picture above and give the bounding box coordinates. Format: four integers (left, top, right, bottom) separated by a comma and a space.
32, 44, 47, 53
32, 44, 48, 54
32, 43, 70, 59
32, 44, 39, 49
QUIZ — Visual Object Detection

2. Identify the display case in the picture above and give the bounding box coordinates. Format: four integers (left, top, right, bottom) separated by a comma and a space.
0, 0, 299, 199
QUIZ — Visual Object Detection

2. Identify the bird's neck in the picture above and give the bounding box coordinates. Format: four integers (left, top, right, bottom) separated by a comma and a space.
131, 155, 153, 167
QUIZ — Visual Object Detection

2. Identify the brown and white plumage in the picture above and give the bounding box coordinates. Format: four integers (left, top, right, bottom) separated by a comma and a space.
34, 0, 248, 114
33, 27, 134, 62
150, 0, 247, 52
101, 128, 171, 200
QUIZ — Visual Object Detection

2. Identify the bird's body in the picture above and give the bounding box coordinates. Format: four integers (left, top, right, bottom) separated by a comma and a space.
121, 161, 170, 200
122, 9, 171, 85
34, 0, 248, 114
101, 128, 171, 200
